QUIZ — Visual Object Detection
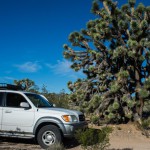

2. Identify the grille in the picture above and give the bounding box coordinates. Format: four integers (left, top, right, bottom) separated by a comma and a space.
79, 115, 85, 121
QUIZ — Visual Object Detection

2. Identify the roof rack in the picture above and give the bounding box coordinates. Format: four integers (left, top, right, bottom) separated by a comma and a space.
0, 83, 25, 91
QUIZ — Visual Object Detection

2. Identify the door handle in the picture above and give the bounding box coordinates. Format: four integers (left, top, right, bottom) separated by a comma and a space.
5, 110, 12, 113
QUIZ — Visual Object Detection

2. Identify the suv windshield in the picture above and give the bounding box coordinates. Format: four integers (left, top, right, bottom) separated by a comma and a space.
25, 93, 53, 108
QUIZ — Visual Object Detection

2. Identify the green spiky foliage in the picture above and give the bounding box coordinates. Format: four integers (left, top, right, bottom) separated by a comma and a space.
63, 0, 150, 123
14, 78, 39, 92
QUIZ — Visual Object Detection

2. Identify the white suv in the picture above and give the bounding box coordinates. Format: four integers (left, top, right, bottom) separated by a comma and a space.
0, 84, 87, 149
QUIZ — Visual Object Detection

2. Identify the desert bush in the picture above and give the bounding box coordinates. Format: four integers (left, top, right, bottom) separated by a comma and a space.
141, 118, 150, 130
91, 116, 100, 125
75, 127, 112, 150
143, 101, 150, 118
136, 118, 150, 138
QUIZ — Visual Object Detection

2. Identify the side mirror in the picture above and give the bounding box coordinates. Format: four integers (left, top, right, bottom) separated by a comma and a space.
20, 102, 30, 108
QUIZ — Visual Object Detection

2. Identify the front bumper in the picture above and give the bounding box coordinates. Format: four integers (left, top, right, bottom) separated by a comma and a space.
62, 121, 88, 138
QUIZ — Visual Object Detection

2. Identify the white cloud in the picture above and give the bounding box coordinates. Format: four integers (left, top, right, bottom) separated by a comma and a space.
14, 61, 41, 73
0, 76, 15, 83
4, 76, 15, 80
46, 59, 84, 79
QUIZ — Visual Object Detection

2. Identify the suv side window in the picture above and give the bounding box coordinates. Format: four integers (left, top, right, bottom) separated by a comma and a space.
6, 93, 27, 108
0, 92, 4, 106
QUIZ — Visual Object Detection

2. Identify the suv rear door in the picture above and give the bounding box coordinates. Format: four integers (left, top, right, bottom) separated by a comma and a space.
2, 92, 35, 133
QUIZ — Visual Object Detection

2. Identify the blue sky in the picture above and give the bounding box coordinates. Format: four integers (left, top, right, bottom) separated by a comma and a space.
0, 0, 149, 93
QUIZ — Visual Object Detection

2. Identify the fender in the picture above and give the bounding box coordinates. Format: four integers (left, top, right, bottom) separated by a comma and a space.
33, 117, 67, 135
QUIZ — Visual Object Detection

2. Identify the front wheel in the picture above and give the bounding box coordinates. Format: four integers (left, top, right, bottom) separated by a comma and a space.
37, 125, 62, 149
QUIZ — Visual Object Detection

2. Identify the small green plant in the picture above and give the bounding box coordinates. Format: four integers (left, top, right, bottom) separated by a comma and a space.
75, 127, 112, 150
91, 116, 100, 125
141, 118, 150, 130
136, 118, 150, 138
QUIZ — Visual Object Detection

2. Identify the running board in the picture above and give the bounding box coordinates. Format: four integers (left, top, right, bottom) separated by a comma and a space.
0, 132, 34, 139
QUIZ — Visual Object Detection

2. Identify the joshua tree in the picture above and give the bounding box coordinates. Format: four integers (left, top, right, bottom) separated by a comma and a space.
63, 0, 150, 123
14, 78, 39, 92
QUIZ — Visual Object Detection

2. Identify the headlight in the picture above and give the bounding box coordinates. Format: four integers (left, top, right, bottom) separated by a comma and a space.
62, 115, 78, 123
71, 115, 78, 122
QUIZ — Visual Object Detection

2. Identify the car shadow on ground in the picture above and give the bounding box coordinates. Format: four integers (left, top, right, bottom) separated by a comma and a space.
0, 138, 134, 150
63, 138, 80, 149
0, 137, 35, 144
0, 137, 80, 149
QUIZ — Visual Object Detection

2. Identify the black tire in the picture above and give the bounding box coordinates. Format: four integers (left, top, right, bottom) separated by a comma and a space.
37, 125, 62, 149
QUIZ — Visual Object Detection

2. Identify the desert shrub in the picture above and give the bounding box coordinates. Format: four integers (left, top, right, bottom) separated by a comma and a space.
143, 101, 150, 118
141, 118, 150, 130
91, 116, 100, 125
136, 118, 150, 138
75, 127, 112, 150
46, 143, 65, 150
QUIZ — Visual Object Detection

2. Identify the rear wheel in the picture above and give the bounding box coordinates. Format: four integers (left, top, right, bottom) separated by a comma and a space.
37, 125, 62, 149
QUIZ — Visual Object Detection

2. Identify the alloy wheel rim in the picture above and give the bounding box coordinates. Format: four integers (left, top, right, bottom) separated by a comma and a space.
42, 131, 56, 145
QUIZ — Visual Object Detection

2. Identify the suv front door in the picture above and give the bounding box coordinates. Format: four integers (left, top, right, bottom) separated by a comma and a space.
2, 92, 35, 133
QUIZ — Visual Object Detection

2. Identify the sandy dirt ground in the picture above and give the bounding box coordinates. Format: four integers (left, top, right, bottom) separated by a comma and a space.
0, 124, 149, 150
108, 124, 150, 150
